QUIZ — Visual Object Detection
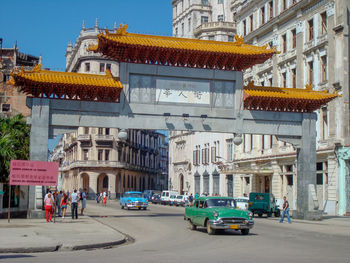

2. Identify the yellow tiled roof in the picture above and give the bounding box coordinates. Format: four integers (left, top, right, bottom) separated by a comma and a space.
8, 64, 123, 88
89, 25, 277, 56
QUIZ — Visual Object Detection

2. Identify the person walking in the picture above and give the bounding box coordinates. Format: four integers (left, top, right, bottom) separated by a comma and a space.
280, 196, 291, 223
96, 192, 100, 203
55, 191, 63, 217
71, 189, 79, 219
103, 191, 107, 207
44, 193, 54, 222
81, 188, 88, 216
61, 193, 68, 219
188, 193, 194, 206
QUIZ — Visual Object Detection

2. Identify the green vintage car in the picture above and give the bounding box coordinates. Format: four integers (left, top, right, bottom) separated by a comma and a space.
184, 196, 254, 235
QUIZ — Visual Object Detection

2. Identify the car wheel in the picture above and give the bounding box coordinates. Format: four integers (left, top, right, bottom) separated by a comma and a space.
121, 205, 124, 209
241, 229, 249, 235
143, 207, 147, 210
258, 213, 263, 218
189, 220, 197, 230
267, 212, 272, 217
207, 222, 216, 235
138, 207, 141, 210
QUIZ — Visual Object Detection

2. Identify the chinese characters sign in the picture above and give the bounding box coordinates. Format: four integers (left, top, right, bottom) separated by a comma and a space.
156, 77, 210, 105
10, 160, 59, 186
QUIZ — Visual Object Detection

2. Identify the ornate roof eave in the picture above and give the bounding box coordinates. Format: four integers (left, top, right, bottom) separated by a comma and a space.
243, 82, 339, 113
88, 24, 278, 71
7, 64, 123, 102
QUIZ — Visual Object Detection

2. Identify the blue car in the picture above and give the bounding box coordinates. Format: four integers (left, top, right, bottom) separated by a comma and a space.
120, 191, 148, 210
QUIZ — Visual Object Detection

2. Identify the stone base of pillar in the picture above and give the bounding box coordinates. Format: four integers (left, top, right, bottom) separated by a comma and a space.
109, 193, 116, 199
293, 210, 323, 220
28, 209, 45, 219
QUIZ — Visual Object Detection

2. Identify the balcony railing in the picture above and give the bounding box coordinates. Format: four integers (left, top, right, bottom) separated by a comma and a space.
78, 134, 91, 141
95, 134, 114, 142
193, 21, 236, 36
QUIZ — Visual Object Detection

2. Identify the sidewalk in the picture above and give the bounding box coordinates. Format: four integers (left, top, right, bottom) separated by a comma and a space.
0, 214, 126, 253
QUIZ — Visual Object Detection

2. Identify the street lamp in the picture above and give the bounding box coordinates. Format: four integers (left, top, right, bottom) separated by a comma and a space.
233, 134, 243, 146
118, 129, 128, 141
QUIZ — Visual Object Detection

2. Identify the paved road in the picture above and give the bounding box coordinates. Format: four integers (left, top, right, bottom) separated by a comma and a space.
1, 201, 350, 263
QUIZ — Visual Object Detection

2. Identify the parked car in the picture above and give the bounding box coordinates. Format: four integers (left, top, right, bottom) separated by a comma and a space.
169, 195, 178, 206
151, 194, 161, 204
143, 190, 154, 202
174, 195, 188, 206
248, 192, 280, 217
160, 190, 178, 205
120, 191, 148, 210
184, 196, 254, 235
236, 196, 249, 210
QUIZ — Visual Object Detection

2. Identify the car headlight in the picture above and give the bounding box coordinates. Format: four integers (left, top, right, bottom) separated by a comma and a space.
213, 210, 218, 219
248, 211, 253, 219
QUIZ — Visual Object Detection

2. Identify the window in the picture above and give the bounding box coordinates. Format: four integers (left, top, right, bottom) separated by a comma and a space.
291, 68, 296, 88
175, 27, 178, 36
261, 6, 265, 25
208, 35, 215, 40
250, 15, 253, 32
106, 63, 111, 71
282, 0, 287, 11
227, 140, 233, 162
321, 56, 327, 82
181, 23, 184, 35
105, 128, 110, 135
282, 72, 286, 87
228, 35, 234, 42
188, 18, 191, 32
85, 62, 90, 72
243, 20, 247, 36
308, 61, 313, 85
287, 174, 293, 185
84, 127, 89, 134
282, 34, 287, 53
321, 107, 328, 140
321, 12, 327, 34
103, 176, 108, 188
316, 162, 328, 185
291, 29, 296, 49
83, 149, 89, 160
202, 148, 205, 164
99, 63, 105, 72
201, 0, 208, 5
211, 146, 216, 163
269, 1, 274, 19
261, 135, 265, 150
98, 128, 103, 135
250, 134, 254, 151
98, 150, 103, 161
105, 150, 110, 161
201, 16, 208, 24
1, 104, 11, 112
308, 19, 314, 41
218, 15, 224, 22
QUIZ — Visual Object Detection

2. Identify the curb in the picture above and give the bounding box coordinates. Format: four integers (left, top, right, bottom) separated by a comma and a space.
0, 245, 61, 254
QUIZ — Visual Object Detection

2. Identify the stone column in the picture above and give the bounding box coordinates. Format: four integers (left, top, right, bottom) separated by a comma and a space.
28, 98, 49, 218
294, 113, 322, 220
108, 174, 116, 199
89, 173, 98, 196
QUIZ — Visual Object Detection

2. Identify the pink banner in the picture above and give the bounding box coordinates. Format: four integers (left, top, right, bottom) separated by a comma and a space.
10, 160, 59, 186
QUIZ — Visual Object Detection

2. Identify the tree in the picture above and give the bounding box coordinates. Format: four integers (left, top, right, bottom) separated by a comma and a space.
0, 114, 30, 182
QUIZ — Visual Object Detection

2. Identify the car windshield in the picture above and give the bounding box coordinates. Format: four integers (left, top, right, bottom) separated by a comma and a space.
176, 196, 183, 199
124, 193, 142, 198
170, 195, 177, 198
236, 199, 248, 203
144, 190, 152, 194
206, 198, 236, 208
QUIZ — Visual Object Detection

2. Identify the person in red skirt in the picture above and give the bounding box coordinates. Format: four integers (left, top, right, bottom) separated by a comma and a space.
44, 193, 54, 222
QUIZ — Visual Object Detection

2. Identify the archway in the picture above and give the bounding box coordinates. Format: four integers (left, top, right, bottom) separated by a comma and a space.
97, 173, 108, 193
179, 174, 184, 195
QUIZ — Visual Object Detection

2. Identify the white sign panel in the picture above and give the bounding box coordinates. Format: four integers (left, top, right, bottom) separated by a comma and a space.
156, 77, 210, 105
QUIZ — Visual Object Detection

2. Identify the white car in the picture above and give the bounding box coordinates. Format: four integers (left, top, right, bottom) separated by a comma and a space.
174, 195, 188, 206
236, 196, 249, 210
168, 195, 178, 206
160, 190, 178, 205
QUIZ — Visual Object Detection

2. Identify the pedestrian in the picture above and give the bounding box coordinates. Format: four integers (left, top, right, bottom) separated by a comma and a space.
61, 193, 68, 219
188, 193, 194, 206
280, 196, 291, 224
81, 188, 88, 216
71, 189, 79, 219
103, 191, 107, 207
55, 191, 63, 217
44, 193, 54, 222
194, 193, 199, 200
96, 192, 100, 203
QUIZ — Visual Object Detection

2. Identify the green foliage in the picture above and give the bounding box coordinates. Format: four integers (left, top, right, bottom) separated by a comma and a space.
0, 114, 30, 182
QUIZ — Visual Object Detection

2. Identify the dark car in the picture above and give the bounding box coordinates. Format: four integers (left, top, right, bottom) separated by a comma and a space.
151, 194, 161, 204
248, 192, 280, 217
143, 190, 154, 202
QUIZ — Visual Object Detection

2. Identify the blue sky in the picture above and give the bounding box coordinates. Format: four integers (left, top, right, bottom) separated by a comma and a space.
0, 0, 173, 71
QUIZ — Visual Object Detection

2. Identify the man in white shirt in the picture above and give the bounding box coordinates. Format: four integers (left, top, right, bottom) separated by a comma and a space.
71, 189, 79, 219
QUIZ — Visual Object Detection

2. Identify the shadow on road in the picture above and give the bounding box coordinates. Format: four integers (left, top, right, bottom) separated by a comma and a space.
89, 212, 185, 219
0, 255, 35, 259
193, 228, 258, 236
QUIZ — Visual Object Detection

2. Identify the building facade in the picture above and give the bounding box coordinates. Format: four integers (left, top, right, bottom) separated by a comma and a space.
169, 0, 349, 215
58, 22, 168, 198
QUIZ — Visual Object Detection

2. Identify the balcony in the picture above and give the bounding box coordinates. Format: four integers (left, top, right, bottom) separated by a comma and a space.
193, 21, 236, 38
95, 134, 114, 147
304, 39, 315, 52
278, 49, 296, 64
78, 134, 91, 141
66, 160, 126, 170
